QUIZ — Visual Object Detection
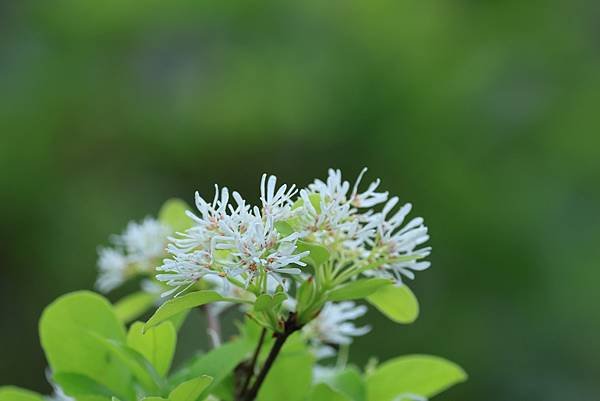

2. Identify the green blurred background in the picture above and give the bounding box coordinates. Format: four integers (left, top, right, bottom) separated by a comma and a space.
1, 0, 599, 399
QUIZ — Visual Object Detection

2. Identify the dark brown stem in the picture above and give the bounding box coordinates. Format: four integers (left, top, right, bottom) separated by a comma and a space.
238, 328, 267, 398
242, 315, 300, 401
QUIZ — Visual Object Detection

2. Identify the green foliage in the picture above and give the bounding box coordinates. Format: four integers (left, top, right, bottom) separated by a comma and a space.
114, 292, 157, 324
308, 384, 352, 401
39, 291, 133, 398
318, 367, 366, 401
0, 387, 44, 401
127, 321, 177, 377
296, 240, 330, 267
159, 198, 194, 233
366, 355, 468, 401
168, 376, 213, 401
367, 284, 419, 324
328, 278, 393, 302
53, 372, 114, 399
256, 336, 314, 401
144, 291, 249, 332
168, 339, 254, 399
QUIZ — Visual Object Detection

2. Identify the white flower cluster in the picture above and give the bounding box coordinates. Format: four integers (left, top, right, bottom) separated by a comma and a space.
156, 169, 430, 297
96, 217, 171, 293
303, 301, 370, 359
295, 168, 431, 283
157, 175, 309, 297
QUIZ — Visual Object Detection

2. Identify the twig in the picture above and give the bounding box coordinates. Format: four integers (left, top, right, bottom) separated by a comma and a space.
238, 328, 267, 398
242, 314, 300, 401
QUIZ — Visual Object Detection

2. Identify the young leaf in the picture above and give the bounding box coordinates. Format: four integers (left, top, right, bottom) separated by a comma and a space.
92, 335, 164, 394
0, 387, 44, 401
366, 355, 467, 401
39, 291, 133, 397
159, 198, 194, 232
254, 294, 273, 312
328, 278, 393, 302
168, 339, 253, 399
114, 292, 157, 324
127, 321, 177, 377
366, 284, 419, 324
308, 383, 352, 401
145, 291, 249, 332
319, 367, 366, 401
52, 372, 115, 398
168, 376, 213, 401
274, 221, 295, 236
297, 240, 329, 267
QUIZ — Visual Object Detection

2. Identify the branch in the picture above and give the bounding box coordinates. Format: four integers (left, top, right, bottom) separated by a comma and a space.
242, 314, 301, 401
202, 305, 222, 348
238, 328, 267, 398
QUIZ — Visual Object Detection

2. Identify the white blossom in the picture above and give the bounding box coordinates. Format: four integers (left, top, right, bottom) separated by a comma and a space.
95, 217, 171, 293
157, 177, 309, 296
303, 301, 370, 358
366, 197, 431, 283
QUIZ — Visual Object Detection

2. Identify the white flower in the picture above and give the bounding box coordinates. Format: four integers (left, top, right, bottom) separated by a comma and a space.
119, 217, 171, 266
260, 174, 297, 221
366, 197, 431, 282
157, 177, 309, 296
216, 212, 309, 286
296, 168, 386, 250
96, 248, 128, 293
95, 217, 171, 293
303, 301, 370, 358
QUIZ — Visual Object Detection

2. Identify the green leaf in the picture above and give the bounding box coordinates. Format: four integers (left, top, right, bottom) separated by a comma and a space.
254, 294, 273, 312
297, 240, 329, 267
366, 355, 467, 401
328, 278, 393, 302
53, 372, 114, 398
145, 291, 249, 332
169, 376, 213, 401
256, 337, 314, 401
159, 198, 193, 232
39, 291, 133, 397
274, 221, 295, 236
366, 284, 419, 324
114, 292, 157, 324
169, 339, 253, 399
93, 335, 164, 394
0, 387, 44, 401
308, 383, 351, 401
320, 367, 366, 401
142, 398, 167, 401
127, 321, 176, 377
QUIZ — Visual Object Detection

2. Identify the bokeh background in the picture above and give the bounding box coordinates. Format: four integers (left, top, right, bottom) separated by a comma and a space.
1, 1, 599, 400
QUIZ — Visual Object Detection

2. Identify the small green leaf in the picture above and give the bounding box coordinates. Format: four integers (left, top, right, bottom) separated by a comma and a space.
169, 375, 213, 401
53, 372, 114, 398
366, 284, 419, 324
93, 335, 163, 394
142, 398, 167, 401
320, 367, 366, 401
308, 383, 351, 401
297, 240, 329, 266
0, 387, 44, 401
127, 321, 176, 377
114, 292, 157, 324
39, 291, 133, 397
274, 221, 295, 236
145, 291, 249, 332
159, 198, 194, 232
366, 355, 467, 401
328, 278, 393, 302
254, 294, 273, 312
169, 339, 253, 399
